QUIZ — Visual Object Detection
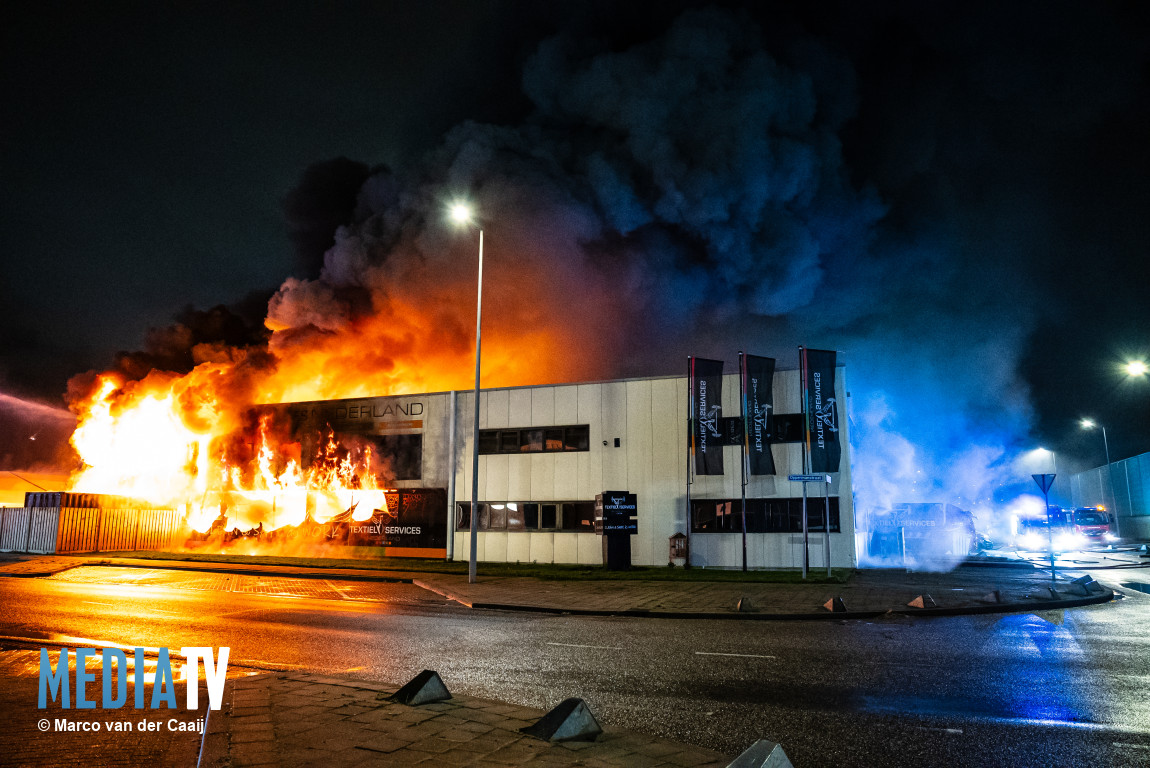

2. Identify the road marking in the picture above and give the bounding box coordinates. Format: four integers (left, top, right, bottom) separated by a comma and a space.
80, 600, 114, 607
917, 726, 963, 734
1113, 743, 1150, 750
324, 579, 354, 600
695, 651, 777, 659
547, 642, 622, 650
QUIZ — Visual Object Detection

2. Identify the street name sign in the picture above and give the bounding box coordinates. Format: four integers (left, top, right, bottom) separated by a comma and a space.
788, 474, 832, 483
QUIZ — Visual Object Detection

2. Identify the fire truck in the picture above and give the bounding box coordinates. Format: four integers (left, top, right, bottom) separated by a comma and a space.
1014, 506, 1115, 550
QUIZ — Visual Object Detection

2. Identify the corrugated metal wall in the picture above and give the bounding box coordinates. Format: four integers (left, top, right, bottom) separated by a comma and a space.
0, 508, 31, 552
0, 506, 180, 554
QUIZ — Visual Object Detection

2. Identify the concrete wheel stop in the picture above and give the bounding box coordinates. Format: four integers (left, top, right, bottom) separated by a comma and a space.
388, 670, 452, 705
520, 697, 603, 742
726, 738, 795, 767
822, 596, 847, 612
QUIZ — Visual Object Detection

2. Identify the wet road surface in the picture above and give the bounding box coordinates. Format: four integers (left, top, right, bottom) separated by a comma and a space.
0, 565, 1148, 767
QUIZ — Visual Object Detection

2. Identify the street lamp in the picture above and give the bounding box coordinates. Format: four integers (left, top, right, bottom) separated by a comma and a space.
1082, 418, 1126, 538
1125, 360, 1148, 378
451, 201, 483, 584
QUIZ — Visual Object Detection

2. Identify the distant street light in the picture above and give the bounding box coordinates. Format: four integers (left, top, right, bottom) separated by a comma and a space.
1125, 360, 1148, 378
450, 201, 484, 585
1082, 418, 1129, 538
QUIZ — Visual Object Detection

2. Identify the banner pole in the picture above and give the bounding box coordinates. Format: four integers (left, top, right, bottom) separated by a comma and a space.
686, 356, 693, 568
739, 352, 748, 572
800, 346, 809, 579
824, 476, 831, 577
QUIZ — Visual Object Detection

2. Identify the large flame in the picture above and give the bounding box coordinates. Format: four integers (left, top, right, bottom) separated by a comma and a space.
65, 275, 582, 540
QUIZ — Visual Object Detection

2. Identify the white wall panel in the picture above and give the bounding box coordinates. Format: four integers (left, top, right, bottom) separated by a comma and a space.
484, 455, 509, 501
482, 531, 507, 562
553, 534, 579, 563
577, 534, 602, 565
529, 532, 554, 564
530, 454, 554, 499
553, 386, 578, 424
553, 454, 579, 498
506, 533, 531, 563
508, 454, 531, 500
600, 381, 628, 490
508, 389, 532, 426
531, 388, 555, 425
485, 389, 509, 429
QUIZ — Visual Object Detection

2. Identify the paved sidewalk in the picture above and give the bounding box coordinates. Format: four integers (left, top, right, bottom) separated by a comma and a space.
0, 552, 1117, 618
200, 671, 731, 768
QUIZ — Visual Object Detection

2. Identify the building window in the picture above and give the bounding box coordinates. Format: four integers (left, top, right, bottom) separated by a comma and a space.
477, 425, 590, 455
456, 501, 596, 532
322, 433, 422, 481
691, 497, 841, 533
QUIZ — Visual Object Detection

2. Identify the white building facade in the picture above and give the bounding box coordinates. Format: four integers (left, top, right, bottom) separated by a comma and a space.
285, 369, 857, 569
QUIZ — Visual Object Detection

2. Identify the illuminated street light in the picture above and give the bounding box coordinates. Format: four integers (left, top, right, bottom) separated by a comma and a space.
1082, 418, 1130, 539
1125, 360, 1148, 378
449, 201, 483, 585
450, 202, 472, 224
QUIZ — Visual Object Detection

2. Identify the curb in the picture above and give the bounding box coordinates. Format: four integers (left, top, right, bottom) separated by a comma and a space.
98, 559, 416, 583
0, 557, 417, 584
413, 579, 1115, 620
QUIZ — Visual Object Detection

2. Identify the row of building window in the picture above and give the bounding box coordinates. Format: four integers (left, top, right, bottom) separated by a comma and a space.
455, 497, 840, 534
478, 425, 590, 454
456, 501, 596, 532
692, 497, 841, 533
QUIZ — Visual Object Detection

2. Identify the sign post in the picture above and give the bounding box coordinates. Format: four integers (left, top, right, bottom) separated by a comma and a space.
1033, 473, 1057, 585
595, 492, 638, 570
790, 474, 832, 578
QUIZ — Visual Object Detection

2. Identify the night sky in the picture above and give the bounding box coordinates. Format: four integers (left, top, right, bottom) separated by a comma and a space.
2, 1, 1148, 498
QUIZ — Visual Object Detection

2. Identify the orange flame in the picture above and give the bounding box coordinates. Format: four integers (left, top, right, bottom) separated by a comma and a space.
65, 226, 617, 540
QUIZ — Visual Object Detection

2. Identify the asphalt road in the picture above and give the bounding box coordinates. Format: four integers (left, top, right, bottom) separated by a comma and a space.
1, 566, 1148, 768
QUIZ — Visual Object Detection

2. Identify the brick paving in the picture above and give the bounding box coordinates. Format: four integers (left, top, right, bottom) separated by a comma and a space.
200, 672, 731, 768
0, 648, 208, 768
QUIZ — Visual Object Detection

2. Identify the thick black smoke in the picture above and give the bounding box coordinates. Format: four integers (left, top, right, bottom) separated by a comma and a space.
110, 292, 273, 383
282, 158, 375, 278
269, 7, 1045, 517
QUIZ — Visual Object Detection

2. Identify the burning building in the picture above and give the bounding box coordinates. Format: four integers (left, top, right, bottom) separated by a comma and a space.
2, 364, 859, 570
272, 365, 857, 569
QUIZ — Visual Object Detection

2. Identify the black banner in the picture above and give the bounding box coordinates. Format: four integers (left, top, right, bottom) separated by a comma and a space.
691, 357, 725, 475
743, 354, 776, 475
802, 348, 841, 473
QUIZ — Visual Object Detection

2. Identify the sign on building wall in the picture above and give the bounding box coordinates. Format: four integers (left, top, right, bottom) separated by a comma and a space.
333, 488, 447, 553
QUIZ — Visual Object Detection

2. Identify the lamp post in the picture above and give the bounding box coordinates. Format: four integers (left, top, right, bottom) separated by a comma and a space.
451, 202, 483, 584
1082, 418, 1125, 538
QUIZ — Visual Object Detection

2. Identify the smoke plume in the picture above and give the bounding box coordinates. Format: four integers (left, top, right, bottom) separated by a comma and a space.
74, 5, 1145, 549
